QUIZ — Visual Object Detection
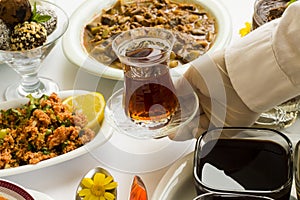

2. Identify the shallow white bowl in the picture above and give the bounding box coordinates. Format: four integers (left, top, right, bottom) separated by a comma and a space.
0, 90, 113, 176
62, 0, 232, 80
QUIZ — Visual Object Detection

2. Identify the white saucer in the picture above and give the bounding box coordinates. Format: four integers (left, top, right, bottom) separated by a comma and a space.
105, 88, 200, 139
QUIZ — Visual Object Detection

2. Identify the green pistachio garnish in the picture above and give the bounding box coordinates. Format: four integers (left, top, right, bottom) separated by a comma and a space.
287, 0, 297, 7
31, 2, 51, 23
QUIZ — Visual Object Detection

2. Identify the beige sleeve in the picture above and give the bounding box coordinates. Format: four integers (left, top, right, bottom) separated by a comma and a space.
225, 1, 300, 113
181, 2, 300, 137
183, 50, 260, 138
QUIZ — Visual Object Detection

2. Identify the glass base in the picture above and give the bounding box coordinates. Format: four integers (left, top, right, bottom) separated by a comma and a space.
105, 88, 199, 139
4, 77, 59, 100
255, 97, 300, 129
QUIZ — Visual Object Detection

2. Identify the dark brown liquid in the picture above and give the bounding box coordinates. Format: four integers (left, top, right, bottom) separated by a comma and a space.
123, 47, 178, 127
195, 139, 292, 200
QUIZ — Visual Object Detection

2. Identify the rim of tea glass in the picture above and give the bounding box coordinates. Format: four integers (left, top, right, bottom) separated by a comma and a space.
193, 192, 274, 200
193, 127, 293, 198
111, 27, 175, 68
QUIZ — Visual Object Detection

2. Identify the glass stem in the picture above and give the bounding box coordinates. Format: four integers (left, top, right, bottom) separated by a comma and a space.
20, 72, 42, 93
11, 60, 44, 96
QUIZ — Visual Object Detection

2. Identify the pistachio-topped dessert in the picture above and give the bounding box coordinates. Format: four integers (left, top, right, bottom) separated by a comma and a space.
0, 0, 57, 51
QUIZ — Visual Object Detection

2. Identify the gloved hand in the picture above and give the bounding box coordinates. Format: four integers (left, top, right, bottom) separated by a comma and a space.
171, 51, 259, 140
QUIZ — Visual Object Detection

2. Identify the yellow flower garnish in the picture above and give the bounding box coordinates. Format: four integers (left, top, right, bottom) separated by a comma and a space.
239, 22, 252, 37
78, 172, 118, 200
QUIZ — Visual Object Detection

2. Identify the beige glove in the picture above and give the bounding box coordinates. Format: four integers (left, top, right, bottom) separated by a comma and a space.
172, 50, 259, 140
171, 1, 300, 140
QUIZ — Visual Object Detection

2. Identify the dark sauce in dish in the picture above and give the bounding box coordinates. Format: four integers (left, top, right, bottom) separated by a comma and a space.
195, 139, 292, 200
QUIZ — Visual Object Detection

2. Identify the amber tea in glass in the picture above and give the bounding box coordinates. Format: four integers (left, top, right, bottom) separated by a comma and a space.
112, 28, 178, 129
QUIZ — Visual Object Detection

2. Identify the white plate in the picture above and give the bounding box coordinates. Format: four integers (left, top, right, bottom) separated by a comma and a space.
0, 179, 54, 200
0, 179, 34, 200
152, 152, 297, 200
62, 0, 232, 80
0, 90, 113, 177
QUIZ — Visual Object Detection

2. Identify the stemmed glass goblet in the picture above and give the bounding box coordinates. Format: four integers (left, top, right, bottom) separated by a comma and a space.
0, 0, 69, 100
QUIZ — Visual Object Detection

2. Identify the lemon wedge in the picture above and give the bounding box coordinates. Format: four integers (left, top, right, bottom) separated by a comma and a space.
62, 92, 106, 130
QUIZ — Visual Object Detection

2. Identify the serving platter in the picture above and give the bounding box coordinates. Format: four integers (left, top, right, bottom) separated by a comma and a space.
152, 152, 297, 200
0, 90, 113, 177
0, 179, 54, 200
62, 0, 232, 80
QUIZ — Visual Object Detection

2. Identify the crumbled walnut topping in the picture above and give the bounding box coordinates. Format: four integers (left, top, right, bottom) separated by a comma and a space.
10, 21, 47, 51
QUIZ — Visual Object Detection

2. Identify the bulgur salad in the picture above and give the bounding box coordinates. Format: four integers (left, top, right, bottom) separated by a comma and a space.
0, 93, 95, 169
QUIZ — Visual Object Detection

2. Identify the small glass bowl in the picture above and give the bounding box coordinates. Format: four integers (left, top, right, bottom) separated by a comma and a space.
193, 127, 293, 200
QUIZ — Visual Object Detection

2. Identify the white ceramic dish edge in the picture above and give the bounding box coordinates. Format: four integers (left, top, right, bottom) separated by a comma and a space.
62, 0, 232, 80
0, 179, 34, 200
151, 152, 196, 200
0, 90, 113, 177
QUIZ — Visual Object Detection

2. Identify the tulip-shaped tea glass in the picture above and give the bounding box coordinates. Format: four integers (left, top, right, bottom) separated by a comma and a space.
194, 127, 293, 200
0, 0, 69, 100
106, 27, 199, 139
